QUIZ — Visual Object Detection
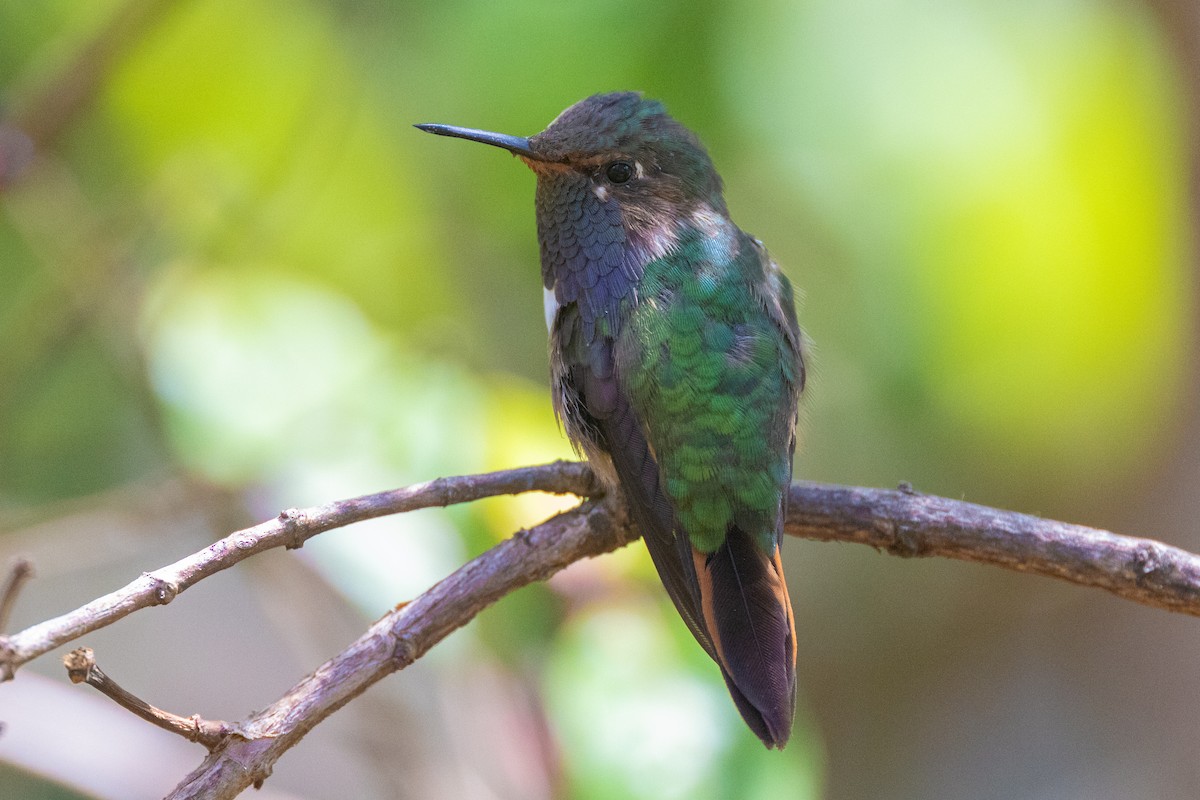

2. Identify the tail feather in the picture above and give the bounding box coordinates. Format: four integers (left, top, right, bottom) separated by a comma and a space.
695, 527, 796, 748
591, 389, 795, 746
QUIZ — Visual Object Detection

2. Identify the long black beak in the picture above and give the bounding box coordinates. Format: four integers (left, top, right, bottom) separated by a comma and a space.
414, 123, 539, 159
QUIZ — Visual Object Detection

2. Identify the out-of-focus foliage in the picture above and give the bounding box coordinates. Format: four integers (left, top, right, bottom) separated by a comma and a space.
0, 0, 1193, 798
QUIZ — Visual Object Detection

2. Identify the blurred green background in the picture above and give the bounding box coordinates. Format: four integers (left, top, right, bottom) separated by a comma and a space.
0, 0, 1197, 798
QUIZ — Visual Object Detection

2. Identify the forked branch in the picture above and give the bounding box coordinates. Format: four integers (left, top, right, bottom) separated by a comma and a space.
0, 462, 1196, 799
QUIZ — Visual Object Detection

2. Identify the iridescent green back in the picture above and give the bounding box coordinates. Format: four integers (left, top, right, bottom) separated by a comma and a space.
616, 227, 802, 553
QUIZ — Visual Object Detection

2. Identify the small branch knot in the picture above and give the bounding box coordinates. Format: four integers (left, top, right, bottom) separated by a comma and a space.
1132, 543, 1161, 585
188, 714, 205, 742
63, 646, 96, 683
886, 522, 925, 558
390, 634, 417, 670
145, 575, 179, 605
187, 714, 231, 749
278, 508, 308, 549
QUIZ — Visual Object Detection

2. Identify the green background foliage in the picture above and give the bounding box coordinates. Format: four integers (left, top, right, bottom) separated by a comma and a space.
1, 0, 1195, 798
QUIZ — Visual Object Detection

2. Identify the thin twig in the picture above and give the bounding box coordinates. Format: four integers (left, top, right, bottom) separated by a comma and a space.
0, 557, 34, 632
62, 647, 229, 749
0, 461, 598, 681
165, 498, 631, 799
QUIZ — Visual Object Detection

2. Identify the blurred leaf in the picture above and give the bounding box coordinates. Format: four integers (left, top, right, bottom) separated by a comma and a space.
546, 598, 820, 800
0, 763, 98, 800
102, 0, 448, 331
726, 0, 1191, 499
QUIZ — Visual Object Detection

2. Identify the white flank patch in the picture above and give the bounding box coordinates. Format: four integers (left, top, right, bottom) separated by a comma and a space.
543, 285, 560, 332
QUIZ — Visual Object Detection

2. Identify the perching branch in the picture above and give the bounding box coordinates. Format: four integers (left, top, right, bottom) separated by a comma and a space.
784, 482, 1200, 615
2, 461, 1199, 799
63, 646, 230, 750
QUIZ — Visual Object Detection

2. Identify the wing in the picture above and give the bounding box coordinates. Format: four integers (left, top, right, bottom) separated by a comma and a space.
552, 302, 719, 661
608, 229, 805, 747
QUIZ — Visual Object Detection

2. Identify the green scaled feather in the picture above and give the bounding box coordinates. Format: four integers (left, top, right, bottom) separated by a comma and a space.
616, 226, 801, 554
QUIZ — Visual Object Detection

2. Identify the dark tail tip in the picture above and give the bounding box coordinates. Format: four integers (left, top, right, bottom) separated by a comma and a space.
722, 666, 795, 748
703, 527, 797, 748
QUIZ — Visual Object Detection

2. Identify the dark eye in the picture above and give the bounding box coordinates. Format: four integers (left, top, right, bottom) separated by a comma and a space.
605, 161, 633, 184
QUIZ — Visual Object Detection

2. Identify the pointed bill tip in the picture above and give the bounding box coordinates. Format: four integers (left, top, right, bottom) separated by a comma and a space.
414, 123, 538, 159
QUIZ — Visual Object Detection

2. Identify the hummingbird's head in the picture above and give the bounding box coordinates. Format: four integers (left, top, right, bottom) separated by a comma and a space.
417, 93, 728, 242
524, 92, 726, 218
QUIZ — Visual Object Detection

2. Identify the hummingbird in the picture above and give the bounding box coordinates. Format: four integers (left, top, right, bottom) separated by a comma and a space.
417, 92, 805, 748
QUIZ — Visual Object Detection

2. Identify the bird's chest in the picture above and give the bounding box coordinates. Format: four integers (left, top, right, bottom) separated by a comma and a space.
537, 176, 641, 340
